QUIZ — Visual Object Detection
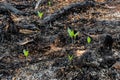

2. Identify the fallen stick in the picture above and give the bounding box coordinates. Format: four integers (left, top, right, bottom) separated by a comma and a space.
35, 0, 48, 9
39, 1, 96, 25
13, 4, 32, 10
35, 0, 42, 9
0, 2, 23, 15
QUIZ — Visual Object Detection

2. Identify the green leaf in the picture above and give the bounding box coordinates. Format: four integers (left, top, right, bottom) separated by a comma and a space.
67, 28, 74, 38
87, 36, 91, 44
48, 1, 51, 6
38, 11, 43, 19
23, 49, 29, 57
67, 27, 72, 35
68, 55, 73, 61
74, 32, 79, 39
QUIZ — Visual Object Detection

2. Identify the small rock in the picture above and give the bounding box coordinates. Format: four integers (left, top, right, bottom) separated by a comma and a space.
103, 35, 113, 50
113, 51, 120, 59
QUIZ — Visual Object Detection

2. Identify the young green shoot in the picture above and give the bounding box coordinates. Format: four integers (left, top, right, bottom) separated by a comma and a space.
48, 1, 51, 6
23, 49, 29, 57
67, 27, 79, 43
87, 36, 91, 44
68, 54, 74, 61
37, 11, 43, 19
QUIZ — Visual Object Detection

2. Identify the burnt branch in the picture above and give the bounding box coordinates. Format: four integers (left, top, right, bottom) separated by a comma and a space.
0, 2, 23, 15
39, 1, 97, 25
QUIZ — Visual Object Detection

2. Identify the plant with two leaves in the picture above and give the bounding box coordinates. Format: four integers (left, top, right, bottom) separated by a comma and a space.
67, 27, 79, 43
37, 11, 44, 19
68, 54, 74, 61
23, 49, 29, 57
87, 36, 92, 44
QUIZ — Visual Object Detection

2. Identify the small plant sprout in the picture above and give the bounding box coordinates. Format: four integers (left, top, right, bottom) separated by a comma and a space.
37, 11, 43, 19
23, 49, 29, 57
67, 27, 79, 43
68, 54, 74, 61
87, 36, 91, 44
48, 1, 51, 6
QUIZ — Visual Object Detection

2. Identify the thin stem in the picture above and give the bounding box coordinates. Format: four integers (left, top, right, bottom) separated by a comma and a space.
71, 38, 74, 44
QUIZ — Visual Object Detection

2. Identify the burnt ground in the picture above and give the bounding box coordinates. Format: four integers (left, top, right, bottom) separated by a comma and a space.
0, 0, 120, 80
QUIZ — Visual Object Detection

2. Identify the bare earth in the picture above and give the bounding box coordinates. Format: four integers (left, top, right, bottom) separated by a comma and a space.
0, 0, 120, 80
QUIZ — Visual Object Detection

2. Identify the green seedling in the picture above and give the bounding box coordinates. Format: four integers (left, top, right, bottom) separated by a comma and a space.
48, 1, 51, 6
37, 11, 43, 19
67, 27, 79, 43
87, 36, 91, 44
68, 55, 74, 61
23, 49, 29, 57
67, 27, 79, 39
